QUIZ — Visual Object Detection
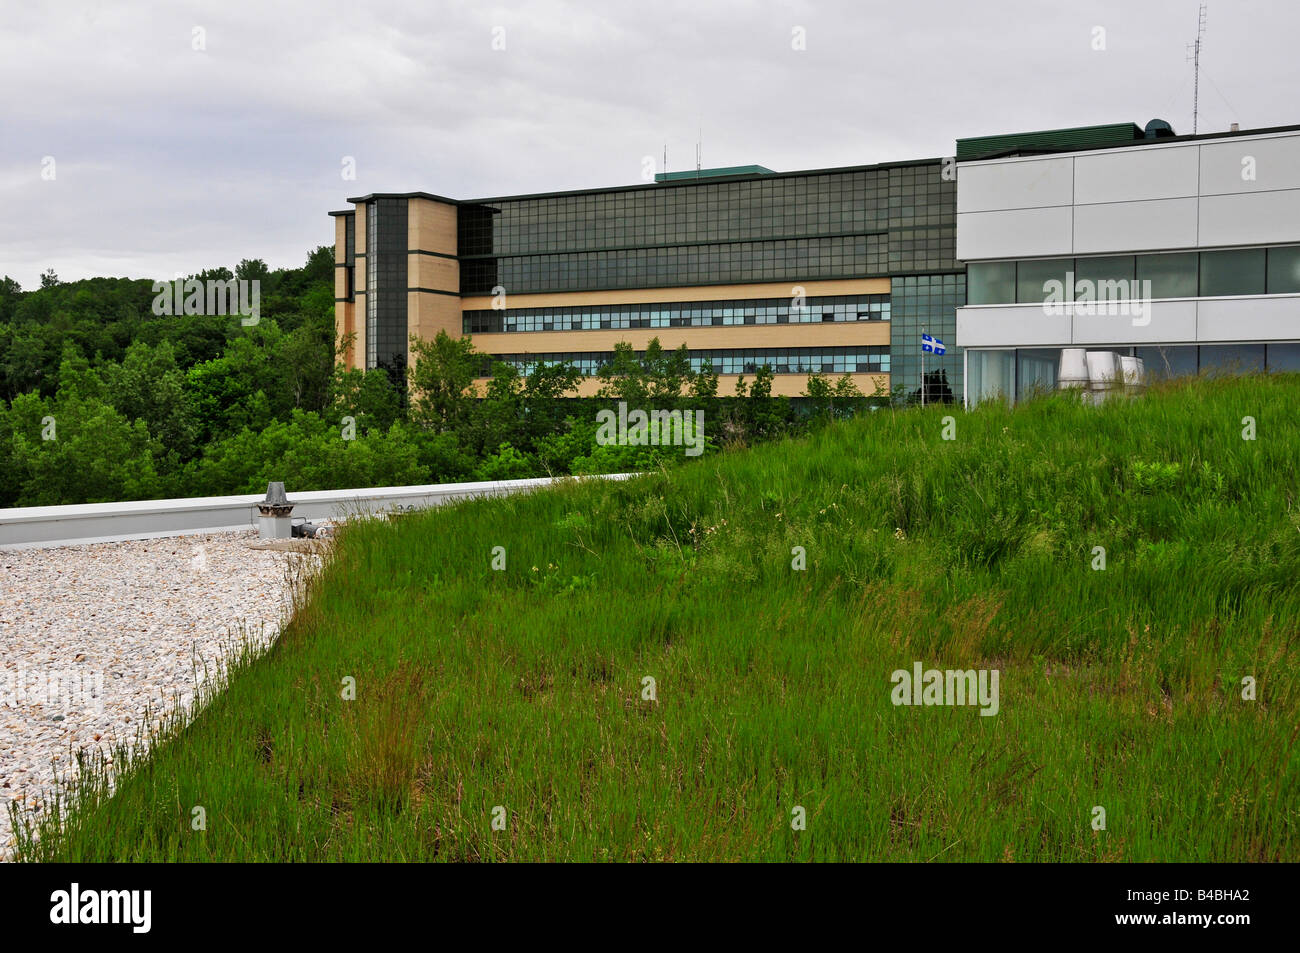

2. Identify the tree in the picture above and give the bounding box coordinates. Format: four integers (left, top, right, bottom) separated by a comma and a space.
804, 372, 864, 423
303, 245, 334, 286
7, 390, 161, 505
408, 330, 479, 434
235, 258, 270, 284
329, 365, 402, 435
101, 340, 200, 462
595, 341, 650, 403
690, 359, 719, 400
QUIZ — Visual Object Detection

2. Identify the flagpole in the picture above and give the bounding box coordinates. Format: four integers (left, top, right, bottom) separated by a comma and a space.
921, 326, 926, 408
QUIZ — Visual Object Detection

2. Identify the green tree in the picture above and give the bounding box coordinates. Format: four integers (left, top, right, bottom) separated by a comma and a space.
102, 340, 200, 461
7, 390, 161, 505
408, 331, 479, 434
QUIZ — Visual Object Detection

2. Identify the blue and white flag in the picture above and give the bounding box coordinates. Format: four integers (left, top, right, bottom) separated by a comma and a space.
921, 334, 946, 355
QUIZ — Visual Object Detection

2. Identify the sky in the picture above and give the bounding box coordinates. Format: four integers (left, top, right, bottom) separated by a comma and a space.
1, 0, 1296, 290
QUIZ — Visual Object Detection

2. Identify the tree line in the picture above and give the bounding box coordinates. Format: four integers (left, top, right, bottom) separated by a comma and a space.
0, 248, 878, 508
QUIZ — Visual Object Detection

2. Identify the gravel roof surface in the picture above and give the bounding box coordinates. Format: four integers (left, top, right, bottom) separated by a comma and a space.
0, 530, 320, 859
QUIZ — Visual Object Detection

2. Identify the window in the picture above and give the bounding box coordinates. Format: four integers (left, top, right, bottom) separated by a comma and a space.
967, 261, 1015, 304
1015, 259, 1072, 304
1073, 256, 1135, 301
1136, 252, 1198, 299
1199, 249, 1266, 297
1200, 344, 1265, 373
1017, 349, 1059, 397
1135, 345, 1198, 379
967, 350, 1015, 404
1267, 246, 1300, 294
1266, 343, 1300, 372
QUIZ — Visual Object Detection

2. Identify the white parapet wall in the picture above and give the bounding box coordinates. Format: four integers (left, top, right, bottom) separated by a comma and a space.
0, 474, 636, 550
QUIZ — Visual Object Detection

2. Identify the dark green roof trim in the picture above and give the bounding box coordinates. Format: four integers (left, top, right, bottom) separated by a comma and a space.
959, 121, 1300, 162
327, 209, 355, 218
654, 165, 775, 182
957, 123, 1144, 161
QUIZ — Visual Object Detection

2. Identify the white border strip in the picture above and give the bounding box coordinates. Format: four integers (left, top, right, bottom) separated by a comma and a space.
0, 475, 636, 550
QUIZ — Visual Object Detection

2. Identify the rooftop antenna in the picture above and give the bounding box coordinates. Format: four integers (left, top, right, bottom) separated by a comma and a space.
1186, 3, 1207, 134
696, 121, 702, 177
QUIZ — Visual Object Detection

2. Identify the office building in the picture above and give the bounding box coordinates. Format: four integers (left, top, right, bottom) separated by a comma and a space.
955, 121, 1300, 404
330, 159, 963, 398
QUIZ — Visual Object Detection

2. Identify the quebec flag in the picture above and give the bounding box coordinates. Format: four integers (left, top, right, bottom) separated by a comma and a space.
921, 334, 946, 355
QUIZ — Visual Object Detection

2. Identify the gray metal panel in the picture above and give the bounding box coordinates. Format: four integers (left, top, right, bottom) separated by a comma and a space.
1196, 295, 1300, 341
1072, 144, 1199, 204
956, 206, 1074, 261
1198, 190, 1300, 247
957, 300, 1199, 347
1071, 299, 1198, 345
956, 156, 1075, 213
1199, 135, 1300, 195
955, 305, 1072, 347
1072, 198, 1199, 254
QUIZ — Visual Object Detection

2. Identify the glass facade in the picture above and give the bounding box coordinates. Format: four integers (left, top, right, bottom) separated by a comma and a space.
343, 213, 355, 300
490, 346, 891, 379
458, 162, 957, 294
1199, 249, 1266, 297
968, 246, 1300, 305
366, 198, 409, 374
1267, 246, 1300, 294
967, 343, 1300, 403
463, 294, 889, 334
460, 236, 887, 294
890, 273, 966, 401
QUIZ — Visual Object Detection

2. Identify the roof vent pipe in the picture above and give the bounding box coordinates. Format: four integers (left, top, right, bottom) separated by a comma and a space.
256, 482, 295, 539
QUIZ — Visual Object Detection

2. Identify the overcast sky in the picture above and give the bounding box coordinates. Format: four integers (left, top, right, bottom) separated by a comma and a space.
1, 0, 1295, 290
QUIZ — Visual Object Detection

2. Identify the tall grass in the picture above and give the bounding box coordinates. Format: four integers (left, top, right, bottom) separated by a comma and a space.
16, 374, 1300, 861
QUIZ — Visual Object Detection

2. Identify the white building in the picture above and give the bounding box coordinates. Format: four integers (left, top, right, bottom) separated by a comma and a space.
954, 121, 1300, 404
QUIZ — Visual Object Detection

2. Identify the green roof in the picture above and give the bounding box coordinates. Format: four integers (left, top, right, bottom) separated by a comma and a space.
654, 165, 775, 183
956, 123, 1145, 161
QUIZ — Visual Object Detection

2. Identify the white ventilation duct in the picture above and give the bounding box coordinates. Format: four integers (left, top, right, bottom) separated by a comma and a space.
1119, 356, 1146, 396
1086, 351, 1120, 401
1058, 348, 1089, 391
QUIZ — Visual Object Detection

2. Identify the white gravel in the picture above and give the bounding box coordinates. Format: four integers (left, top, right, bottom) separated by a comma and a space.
0, 530, 321, 859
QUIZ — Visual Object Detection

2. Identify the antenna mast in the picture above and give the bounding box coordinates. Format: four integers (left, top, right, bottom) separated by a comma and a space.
1187, 4, 1207, 134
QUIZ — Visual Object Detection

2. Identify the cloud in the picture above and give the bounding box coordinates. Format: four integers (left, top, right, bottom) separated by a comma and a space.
1, 0, 1296, 289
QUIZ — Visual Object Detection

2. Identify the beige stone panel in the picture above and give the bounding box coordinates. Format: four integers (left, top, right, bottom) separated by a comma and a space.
460, 277, 888, 310
409, 253, 460, 292
352, 294, 367, 370
351, 202, 366, 256
335, 302, 361, 370
467, 321, 890, 353
407, 291, 463, 366
333, 216, 348, 265
409, 197, 458, 256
